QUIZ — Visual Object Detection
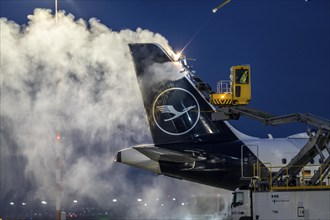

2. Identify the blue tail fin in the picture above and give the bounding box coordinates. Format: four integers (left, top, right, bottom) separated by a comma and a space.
129, 43, 238, 144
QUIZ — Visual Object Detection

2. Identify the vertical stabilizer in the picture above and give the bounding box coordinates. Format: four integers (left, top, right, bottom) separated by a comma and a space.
129, 43, 238, 144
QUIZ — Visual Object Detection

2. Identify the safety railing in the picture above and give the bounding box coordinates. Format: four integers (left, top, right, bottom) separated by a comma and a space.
216, 80, 231, 94
252, 163, 330, 191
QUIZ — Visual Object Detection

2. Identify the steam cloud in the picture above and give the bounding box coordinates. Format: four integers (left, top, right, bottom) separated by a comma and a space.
0, 9, 230, 218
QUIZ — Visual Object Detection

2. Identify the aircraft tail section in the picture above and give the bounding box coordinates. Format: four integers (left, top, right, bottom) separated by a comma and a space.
129, 43, 238, 144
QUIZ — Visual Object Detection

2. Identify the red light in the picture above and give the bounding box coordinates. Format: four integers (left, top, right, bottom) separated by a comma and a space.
56, 135, 61, 140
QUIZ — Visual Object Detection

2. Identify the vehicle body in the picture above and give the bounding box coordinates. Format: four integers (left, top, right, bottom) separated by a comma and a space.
231, 187, 330, 220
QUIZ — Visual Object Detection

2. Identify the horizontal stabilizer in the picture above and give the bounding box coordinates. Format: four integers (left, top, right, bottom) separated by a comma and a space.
133, 146, 205, 163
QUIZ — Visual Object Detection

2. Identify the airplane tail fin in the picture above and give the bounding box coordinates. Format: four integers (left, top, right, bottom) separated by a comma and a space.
129, 43, 238, 144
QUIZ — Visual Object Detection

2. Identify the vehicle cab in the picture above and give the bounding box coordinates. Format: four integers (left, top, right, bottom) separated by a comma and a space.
231, 187, 252, 220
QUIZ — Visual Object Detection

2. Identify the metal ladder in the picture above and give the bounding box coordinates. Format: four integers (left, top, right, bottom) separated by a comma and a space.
212, 106, 330, 186
272, 127, 330, 186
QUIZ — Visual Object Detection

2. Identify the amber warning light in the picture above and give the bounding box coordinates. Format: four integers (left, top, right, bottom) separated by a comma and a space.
56, 134, 61, 141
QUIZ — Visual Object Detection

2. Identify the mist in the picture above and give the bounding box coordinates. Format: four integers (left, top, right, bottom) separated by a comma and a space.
0, 8, 231, 218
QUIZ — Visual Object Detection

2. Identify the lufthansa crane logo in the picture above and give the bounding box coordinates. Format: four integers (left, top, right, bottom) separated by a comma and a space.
152, 88, 200, 135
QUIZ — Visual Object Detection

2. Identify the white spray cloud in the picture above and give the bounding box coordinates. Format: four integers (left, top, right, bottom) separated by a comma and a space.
0, 8, 231, 218
144, 62, 187, 89
1, 7, 166, 202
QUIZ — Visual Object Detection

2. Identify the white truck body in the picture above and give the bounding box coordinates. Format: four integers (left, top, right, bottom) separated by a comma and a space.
231, 189, 330, 220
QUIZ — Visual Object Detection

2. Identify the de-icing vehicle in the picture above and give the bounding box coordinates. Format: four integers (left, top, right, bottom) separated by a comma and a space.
210, 65, 251, 106
116, 44, 330, 198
